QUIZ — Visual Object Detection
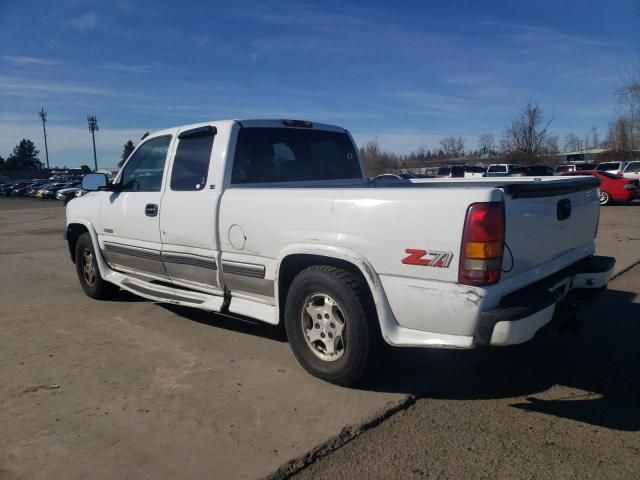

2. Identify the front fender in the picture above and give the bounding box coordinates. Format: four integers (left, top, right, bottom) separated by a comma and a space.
65, 217, 115, 281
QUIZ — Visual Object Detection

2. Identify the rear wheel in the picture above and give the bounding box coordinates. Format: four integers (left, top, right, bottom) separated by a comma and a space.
75, 232, 119, 300
284, 265, 377, 386
599, 190, 611, 206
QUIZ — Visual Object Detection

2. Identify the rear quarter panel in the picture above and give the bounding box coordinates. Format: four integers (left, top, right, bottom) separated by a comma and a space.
218, 186, 503, 336
218, 186, 501, 283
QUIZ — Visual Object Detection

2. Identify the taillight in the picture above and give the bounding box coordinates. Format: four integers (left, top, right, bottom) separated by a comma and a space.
459, 202, 505, 286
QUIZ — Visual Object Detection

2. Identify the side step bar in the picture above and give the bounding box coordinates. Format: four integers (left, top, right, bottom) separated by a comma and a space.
121, 278, 205, 304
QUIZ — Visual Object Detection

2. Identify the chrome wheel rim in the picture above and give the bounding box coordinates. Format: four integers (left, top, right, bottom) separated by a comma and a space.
599, 191, 609, 205
82, 249, 97, 285
300, 293, 346, 362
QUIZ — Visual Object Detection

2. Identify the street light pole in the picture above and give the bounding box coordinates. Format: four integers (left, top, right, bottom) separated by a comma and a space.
38, 108, 50, 169
87, 115, 99, 171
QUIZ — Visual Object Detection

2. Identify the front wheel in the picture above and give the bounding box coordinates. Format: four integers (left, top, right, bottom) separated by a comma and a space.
75, 232, 119, 300
599, 190, 611, 206
284, 265, 377, 386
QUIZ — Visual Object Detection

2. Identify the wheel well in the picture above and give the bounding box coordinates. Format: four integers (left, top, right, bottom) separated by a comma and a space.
66, 224, 89, 263
278, 254, 377, 324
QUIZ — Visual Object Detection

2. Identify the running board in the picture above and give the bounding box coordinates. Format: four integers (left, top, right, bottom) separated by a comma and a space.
121, 278, 208, 305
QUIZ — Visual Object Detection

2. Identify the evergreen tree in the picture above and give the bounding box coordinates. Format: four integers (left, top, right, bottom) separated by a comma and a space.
6, 139, 43, 170
121, 140, 135, 161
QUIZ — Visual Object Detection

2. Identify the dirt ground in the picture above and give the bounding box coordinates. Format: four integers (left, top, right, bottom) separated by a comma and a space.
0, 198, 638, 480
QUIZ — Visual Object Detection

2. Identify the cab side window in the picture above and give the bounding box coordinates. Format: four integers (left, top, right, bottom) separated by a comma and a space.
170, 128, 215, 191
120, 136, 172, 192
231, 128, 360, 184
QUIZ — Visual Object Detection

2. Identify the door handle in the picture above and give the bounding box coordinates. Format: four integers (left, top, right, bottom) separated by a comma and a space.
145, 203, 158, 217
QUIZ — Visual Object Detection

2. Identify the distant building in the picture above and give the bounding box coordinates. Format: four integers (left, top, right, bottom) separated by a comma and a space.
556, 148, 607, 163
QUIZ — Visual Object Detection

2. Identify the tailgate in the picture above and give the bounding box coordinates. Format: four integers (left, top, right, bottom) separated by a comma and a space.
500, 177, 600, 278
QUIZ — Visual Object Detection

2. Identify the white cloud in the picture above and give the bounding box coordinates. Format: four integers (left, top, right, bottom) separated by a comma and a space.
2, 56, 62, 66
98, 62, 155, 74
0, 75, 120, 97
67, 12, 97, 32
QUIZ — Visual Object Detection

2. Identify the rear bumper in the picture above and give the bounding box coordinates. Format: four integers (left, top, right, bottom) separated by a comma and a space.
477, 255, 615, 346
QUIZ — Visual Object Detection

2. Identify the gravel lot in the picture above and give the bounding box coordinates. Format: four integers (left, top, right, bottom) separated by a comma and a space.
0, 198, 638, 480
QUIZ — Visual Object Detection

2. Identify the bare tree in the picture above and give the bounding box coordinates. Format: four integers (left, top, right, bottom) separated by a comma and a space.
500, 99, 555, 161
615, 74, 640, 150
590, 126, 599, 148
478, 133, 495, 155
359, 139, 399, 176
564, 131, 581, 151
439, 136, 465, 157
545, 133, 560, 154
606, 117, 632, 151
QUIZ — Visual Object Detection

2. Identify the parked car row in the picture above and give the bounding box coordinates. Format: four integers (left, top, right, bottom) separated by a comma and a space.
555, 160, 640, 178
0, 177, 86, 205
432, 160, 640, 179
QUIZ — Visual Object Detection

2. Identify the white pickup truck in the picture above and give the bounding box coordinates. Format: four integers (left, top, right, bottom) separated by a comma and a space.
66, 119, 615, 386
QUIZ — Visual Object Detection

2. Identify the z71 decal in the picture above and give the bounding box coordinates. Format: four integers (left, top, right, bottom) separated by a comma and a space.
402, 249, 454, 268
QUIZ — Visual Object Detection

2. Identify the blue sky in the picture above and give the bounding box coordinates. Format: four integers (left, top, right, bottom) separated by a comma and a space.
0, 0, 638, 168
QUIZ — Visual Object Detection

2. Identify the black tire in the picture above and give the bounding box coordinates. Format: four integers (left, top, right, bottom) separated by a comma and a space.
75, 232, 119, 300
599, 190, 611, 206
284, 265, 377, 386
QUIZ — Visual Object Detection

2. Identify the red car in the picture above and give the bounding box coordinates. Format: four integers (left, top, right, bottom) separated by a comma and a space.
561, 170, 640, 205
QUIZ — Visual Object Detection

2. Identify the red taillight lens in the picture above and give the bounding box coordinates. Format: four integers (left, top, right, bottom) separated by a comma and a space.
459, 202, 505, 286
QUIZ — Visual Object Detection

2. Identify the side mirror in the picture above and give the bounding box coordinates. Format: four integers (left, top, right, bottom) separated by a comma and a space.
81, 173, 108, 191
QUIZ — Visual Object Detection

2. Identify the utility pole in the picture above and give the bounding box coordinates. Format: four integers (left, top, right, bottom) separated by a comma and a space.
38, 108, 50, 169
87, 115, 99, 171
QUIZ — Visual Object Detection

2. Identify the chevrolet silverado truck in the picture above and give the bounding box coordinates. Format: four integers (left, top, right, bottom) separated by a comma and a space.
66, 119, 615, 386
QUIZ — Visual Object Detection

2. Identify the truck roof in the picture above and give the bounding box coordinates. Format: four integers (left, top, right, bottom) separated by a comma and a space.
147, 119, 346, 138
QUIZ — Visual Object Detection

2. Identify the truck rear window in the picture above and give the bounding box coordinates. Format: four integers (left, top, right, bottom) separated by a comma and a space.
231, 128, 361, 184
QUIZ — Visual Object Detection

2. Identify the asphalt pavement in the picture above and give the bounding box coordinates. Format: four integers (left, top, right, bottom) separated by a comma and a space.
292, 264, 640, 479
0, 198, 638, 480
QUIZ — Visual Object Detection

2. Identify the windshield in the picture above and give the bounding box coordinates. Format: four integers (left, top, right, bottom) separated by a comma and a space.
596, 162, 620, 170
576, 163, 596, 170
624, 162, 640, 173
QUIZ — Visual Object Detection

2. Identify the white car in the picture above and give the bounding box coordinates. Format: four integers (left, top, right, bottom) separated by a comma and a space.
56, 186, 83, 205
65, 119, 614, 386
596, 161, 628, 175
484, 164, 519, 177
554, 163, 597, 175
619, 161, 640, 180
